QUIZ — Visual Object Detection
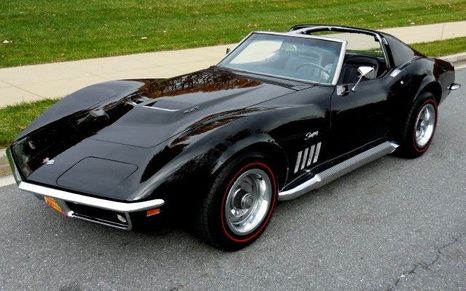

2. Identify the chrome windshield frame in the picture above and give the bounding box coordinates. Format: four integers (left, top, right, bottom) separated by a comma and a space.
218, 31, 348, 86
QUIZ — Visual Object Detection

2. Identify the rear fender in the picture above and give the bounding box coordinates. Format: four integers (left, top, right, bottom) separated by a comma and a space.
410, 58, 454, 105
415, 80, 442, 105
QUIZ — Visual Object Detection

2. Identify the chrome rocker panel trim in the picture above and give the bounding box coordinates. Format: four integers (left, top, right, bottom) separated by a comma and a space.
18, 182, 165, 213
279, 141, 399, 201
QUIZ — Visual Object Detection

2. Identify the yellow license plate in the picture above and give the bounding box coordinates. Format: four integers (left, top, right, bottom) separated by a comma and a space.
44, 196, 64, 215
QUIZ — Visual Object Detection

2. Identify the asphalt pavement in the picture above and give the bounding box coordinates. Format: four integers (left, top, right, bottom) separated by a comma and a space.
0, 69, 465, 290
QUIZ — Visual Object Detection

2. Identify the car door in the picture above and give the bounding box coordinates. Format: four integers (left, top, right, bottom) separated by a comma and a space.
325, 31, 394, 158
329, 71, 390, 157
268, 85, 333, 181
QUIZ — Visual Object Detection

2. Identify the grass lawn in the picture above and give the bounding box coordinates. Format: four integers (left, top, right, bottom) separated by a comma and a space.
1, 0, 466, 67
0, 35, 465, 148
412, 37, 466, 57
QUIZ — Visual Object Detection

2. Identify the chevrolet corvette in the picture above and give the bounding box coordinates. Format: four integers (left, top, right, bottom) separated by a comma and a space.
7, 25, 460, 250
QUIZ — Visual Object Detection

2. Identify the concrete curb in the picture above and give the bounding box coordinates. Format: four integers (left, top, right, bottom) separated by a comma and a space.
0, 149, 14, 186
0, 149, 11, 184
441, 52, 466, 68
0, 175, 15, 187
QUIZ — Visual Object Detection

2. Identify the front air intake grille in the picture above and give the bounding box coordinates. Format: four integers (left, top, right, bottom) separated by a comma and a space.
66, 202, 130, 229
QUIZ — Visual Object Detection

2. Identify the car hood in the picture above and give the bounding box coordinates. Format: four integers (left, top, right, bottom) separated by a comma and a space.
10, 67, 299, 200
90, 68, 295, 148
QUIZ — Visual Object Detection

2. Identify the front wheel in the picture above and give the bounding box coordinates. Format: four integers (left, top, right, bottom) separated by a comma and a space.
398, 93, 438, 158
196, 153, 278, 251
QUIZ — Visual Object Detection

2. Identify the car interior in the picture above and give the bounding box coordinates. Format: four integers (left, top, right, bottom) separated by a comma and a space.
220, 33, 344, 84
280, 42, 388, 84
222, 29, 390, 85
282, 45, 339, 83
300, 28, 389, 84
338, 54, 387, 84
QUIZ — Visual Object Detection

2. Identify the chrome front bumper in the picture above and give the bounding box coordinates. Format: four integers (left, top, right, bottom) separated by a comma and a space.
19, 182, 164, 230
7, 148, 164, 230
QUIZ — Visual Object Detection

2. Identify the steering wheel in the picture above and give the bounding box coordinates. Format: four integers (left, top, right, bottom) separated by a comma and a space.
295, 62, 332, 80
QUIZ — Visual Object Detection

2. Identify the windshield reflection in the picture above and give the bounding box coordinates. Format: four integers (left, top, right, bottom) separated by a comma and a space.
219, 32, 343, 84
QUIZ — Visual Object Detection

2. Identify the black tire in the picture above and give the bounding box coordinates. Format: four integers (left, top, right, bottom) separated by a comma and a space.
398, 92, 438, 158
195, 152, 278, 251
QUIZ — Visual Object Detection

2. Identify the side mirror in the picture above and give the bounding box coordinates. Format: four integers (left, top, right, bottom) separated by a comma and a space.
351, 66, 375, 92
226, 48, 231, 55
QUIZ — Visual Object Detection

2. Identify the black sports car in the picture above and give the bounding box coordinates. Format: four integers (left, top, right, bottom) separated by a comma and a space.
7, 25, 460, 250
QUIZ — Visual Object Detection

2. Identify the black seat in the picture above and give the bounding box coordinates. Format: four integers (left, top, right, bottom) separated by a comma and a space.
338, 56, 380, 84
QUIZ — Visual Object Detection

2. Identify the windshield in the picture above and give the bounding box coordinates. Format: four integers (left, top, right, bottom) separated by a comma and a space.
218, 32, 344, 84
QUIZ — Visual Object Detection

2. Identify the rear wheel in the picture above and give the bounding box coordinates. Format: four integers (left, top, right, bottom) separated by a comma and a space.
196, 153, 278, 251
398, 93, 438, 158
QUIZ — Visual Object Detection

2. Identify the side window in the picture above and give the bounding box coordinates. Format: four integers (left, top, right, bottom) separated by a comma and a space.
339, 32, 384, 58
385, 35, 416, 67
313, 31, 385, 58
312, 31, 387, 83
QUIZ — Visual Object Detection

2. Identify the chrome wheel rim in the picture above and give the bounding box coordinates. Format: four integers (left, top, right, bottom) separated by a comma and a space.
224, 168, 272, 236
415, 103, 436, 148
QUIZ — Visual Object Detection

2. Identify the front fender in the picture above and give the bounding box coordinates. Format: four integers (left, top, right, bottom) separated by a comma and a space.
210, 134, 289, 188
130, 106, 291, 203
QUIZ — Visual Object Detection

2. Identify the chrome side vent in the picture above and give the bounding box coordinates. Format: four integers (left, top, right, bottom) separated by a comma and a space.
294, 142, 322, 173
